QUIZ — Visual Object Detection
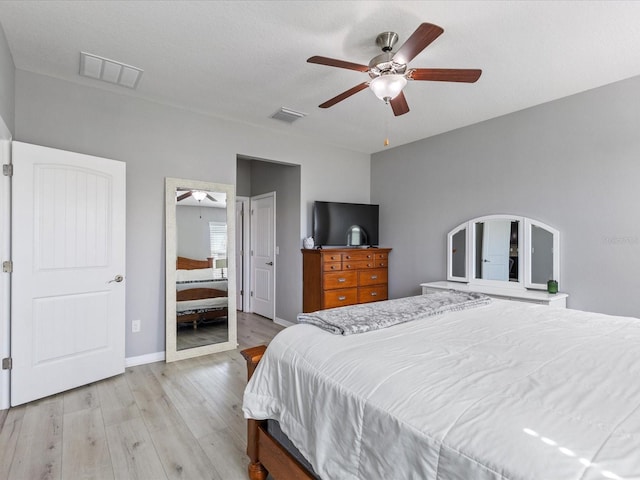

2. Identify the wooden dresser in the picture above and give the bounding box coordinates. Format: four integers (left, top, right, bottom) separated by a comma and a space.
302, 248, 392, 312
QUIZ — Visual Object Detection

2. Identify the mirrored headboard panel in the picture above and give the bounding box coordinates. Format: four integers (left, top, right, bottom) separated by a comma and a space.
447, 214, 559, 291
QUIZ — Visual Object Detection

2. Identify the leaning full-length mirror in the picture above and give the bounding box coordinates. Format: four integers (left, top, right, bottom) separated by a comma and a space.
165, 177, 237, 362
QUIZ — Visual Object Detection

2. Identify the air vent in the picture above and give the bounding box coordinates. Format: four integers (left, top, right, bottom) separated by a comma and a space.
270, 107, 307, 124
79, 52, 143, 89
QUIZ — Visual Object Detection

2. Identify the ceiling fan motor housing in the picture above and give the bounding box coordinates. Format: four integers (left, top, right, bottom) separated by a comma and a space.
368, 52, 407, 78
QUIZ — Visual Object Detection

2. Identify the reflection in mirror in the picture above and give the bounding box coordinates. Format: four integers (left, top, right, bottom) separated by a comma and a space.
175, 190, 228, 351
475, 220, 519, 282
531, 225, 554, 284
166, 178, 236, 363
451, 229, 466, 278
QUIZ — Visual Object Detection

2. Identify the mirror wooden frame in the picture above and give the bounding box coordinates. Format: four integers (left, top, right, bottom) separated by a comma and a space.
447, 214, 560, 291
165, 177, 237, 362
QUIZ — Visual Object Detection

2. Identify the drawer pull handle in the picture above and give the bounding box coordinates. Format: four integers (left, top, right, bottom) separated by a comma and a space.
338, 296, 346, 301
367, 263, 372, 267
345, 265, 352, 269
367, 255, 372, 259
379, 263, 385, 267
371, 275, 378, 280
338, 278, 346, 283
370, 292, 377, 296
331, 266, 337, 269
345, 255, 351, 259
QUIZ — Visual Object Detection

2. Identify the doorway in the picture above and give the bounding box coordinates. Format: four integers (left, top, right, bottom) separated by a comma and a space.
236, 156, 300, 326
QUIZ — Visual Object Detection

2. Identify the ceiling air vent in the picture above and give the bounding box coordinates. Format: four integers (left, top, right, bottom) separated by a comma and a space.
79, 52, 144, 89
270, 107, 307, 124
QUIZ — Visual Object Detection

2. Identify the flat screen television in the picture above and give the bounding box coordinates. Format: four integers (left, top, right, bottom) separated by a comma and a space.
312, 201, 379, 248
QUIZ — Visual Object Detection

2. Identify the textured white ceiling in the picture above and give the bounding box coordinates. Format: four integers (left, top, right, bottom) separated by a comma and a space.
2, 1, 640, 154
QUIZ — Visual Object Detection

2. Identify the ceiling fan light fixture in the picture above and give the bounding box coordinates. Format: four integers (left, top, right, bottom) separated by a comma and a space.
369, 74, 407, 102
192, 191, 207, 202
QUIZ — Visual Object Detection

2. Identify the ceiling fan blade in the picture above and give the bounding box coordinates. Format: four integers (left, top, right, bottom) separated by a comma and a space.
177, 192, 192, 201
205, 193, 218, 203
307, 56, 369, 72
390, 91, 410, 116
319, 82, 369, 108
393, 23, 444, 64
409, 68, 482, 83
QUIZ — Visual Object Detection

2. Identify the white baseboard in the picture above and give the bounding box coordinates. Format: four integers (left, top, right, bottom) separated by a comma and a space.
125, 351, 165, 367
274, 317, 295, 328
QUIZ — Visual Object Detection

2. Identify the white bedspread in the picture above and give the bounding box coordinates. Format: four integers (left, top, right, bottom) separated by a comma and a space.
243, 300, 640, 480
176, 297, 227, 312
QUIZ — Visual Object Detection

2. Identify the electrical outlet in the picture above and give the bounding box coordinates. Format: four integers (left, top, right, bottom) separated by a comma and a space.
132, 319, 141, 333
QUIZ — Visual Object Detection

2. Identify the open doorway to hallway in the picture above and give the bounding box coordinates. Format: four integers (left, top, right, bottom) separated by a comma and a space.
236, 156, 300, 327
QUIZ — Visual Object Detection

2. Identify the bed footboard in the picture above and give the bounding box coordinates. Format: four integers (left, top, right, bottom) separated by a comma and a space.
241, 345, 316, 480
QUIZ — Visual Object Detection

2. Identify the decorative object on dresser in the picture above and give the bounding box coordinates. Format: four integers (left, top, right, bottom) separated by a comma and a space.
302, 248, 391, 312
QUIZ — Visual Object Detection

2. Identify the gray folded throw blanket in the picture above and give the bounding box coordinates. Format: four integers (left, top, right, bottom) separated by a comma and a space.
297, 290, 491, 335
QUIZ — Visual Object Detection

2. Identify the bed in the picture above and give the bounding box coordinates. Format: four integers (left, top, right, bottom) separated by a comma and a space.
176, 256, 228, 329
242, 293, 640, 480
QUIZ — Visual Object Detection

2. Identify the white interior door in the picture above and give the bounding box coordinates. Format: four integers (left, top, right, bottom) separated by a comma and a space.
11, 142, 126, 406
250, 192, 275, 319
481, 220, 510, 281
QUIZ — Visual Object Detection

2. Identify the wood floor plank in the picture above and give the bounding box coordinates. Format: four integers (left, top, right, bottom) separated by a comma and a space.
8, 398, 63, 480
0, 405, 26, 479
198, 426, 249, 480
104, 417, 168, 480
63, 383, 100, 414
96, 371, 141, 427
61, 407, 114, 479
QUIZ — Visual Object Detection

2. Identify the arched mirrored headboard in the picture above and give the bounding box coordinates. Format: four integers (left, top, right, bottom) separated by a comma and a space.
447, 214, 559, 291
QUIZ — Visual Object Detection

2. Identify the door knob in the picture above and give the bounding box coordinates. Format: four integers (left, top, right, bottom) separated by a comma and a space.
108, 275, 124, 283
483, 259, 490, 263
266, 261, 273, 266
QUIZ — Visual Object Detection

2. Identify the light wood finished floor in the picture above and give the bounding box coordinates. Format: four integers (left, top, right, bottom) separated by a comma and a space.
0, 312, 284, 480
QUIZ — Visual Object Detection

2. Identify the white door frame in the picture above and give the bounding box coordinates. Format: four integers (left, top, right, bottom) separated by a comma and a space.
249, 192, 276, 320
0, 118, 11, 410
237, 196, 250, 312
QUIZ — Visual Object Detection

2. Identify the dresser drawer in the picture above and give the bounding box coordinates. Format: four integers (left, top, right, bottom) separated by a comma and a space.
343, 260, 375, 270
358, 268, 387, 286
358, 285, 388, 303
322, 253, 343, 262
323, 288, 358, 308
343, 251, 375, 262
374, 258, 388, 268
323, 261, 342, 272
323, 270, 357, 290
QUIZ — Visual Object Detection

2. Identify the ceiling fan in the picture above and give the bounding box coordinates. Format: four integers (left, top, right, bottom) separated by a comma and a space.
176, 189, 219, 203
307, 22, 482, 116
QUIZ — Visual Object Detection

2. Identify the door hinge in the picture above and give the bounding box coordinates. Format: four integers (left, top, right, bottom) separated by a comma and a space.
240, 289, 243, 296
2, 358, 11, 370
251, 209, 254, 215
250, 291, 254, 297
2, 260, 12, 273
2, 164, 12, 177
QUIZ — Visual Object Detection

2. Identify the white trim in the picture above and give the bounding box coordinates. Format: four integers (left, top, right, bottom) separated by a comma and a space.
274, 317, 295, 328
237, 196, 251, 312
125, 351, 165, 368
0, 118, 11, 411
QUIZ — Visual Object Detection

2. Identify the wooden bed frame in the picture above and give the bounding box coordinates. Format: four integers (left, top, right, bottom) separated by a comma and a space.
176, 256, 228, 329
241, 345, 316, 480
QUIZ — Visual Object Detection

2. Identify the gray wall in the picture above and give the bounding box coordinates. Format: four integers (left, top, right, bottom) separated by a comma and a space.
372, 74, 640, 317
0, 22, 14, 133
176, 204, 226, 260
15, 69, 371, 358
